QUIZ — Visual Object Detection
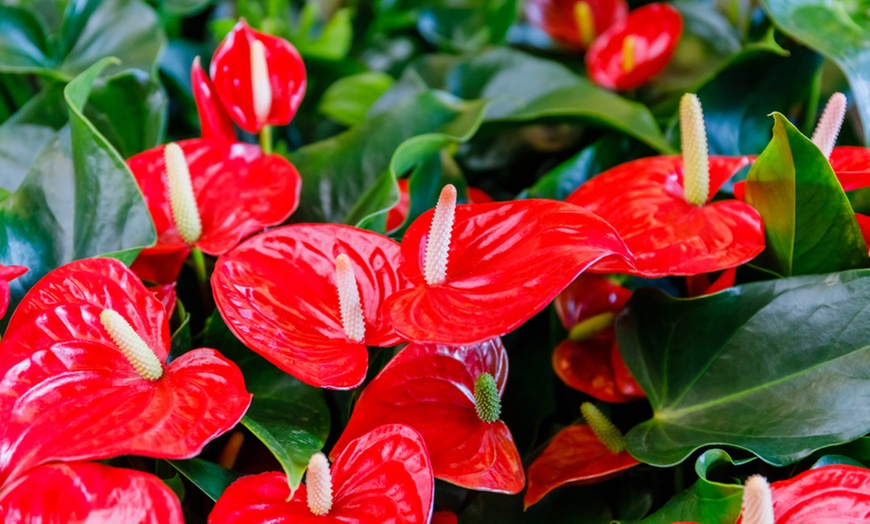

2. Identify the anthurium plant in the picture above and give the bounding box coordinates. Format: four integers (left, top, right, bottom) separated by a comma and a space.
5, 0, 870, 522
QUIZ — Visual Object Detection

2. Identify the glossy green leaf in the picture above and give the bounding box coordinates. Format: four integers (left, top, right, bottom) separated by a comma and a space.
159, 0, 213, 16
619, 270, 870, 467
167, 458, 240, 502
447, 48, 675, 153
205, 311, 330, 491
417, 0, 517, 52
289, 90, 486, 228
745, 112, 869, 276
762, 0, 870, 147
319, 72, 394, 127
0, 58, 156, 327
0, 5, 51, 73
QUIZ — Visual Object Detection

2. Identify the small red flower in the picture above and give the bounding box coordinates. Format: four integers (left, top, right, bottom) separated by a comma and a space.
585, 3, 682, 90
0, 264, 27, 318
210, 19, 306, 133
212, 224, 409, 389
525, 0, 627, 49
127, 139, 301, 283
0, 258, 251, 486
191, 56, 237, 140
208, 424, 434, 524
332, 338, 525, 494
386, 186, 633, 345
0, 462, 183, 523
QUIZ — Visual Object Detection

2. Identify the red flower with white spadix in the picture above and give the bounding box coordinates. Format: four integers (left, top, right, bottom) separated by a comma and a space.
386, 184, 633, 345
208, 424, 434, 524
567, 93, 765, 277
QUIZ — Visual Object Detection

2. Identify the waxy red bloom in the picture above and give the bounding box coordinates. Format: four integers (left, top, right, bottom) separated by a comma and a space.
585, 3, 682, 90
210, 19, 306, 133
332, 338, 525, 494
0, 264, 27, 318
212, 224, 409, 389
127, 139, 301, 283
208, 424, 434, 524
0, 462, 183, 523
192, 56, 237, 141
0, 258, 251, 486
525, 0, 628, 49
386, 187, 633, 345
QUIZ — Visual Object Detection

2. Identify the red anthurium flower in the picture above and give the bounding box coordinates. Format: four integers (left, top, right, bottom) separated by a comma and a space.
127, 139, 301, 283
212, 224, 409, 389
0, 462, 183, 523
208, 424, 434, 524
210, 19, 306, 133
525, 0, 628, 49
386, 185, 633, 345
524, 403, 639, 508
735, 466, 870, 523
567, 94, 764, 277
332, 338, 525, 494
586, 3, 682, 90
552, 275, 643, 403
0, 264, 27, 318
432, 511, 459, 524
192, 56, 237, 140
386, 179, 494, 232
0, 258, 251, 486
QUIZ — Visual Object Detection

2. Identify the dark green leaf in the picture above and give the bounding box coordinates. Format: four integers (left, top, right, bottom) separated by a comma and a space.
319, 72, 394, 126
745, 112, 869, 276
619, 270, 870, 467
418, 0, 516, 53
159, 0, 213, 16
167, 458, 240, 502
459, 485, 611, 523
0, 5, 51, 73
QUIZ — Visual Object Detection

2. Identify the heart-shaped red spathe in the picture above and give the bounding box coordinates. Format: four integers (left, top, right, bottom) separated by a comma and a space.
212, 224, 409, 390
585, 2, 682, 90
192, 56, 237, 141
735, 465, 870, 523
0, 462, 182, 523
567, 155, 764, 277
386, 199, 633, 345
525, 0, 628, 50
0, 264, 27, 318
128, 138, 302, 257
523, 424, 639, 508
208, 424, 434, 524
0, 258, 251, 486
331, 338, 525, 494
210, 19, 306, 133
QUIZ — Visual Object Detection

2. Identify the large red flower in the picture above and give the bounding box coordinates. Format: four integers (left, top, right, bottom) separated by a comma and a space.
332, 338, 525, 494
386, 195, 633, 345
525, 0, 628, 49
585, 3, 682, 90
0, 264, 27, 318
208, 424, 434, 524
212, 224, 409, 389
210, 19, 306, 133
127, 138, 301, 283
0, 258, 251, 486
567, 155, 764, 277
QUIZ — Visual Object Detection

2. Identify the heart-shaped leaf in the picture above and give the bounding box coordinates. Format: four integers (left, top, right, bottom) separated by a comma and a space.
168, 458, 241, 502
619, 269, 870, 467
332, 338, 525, 494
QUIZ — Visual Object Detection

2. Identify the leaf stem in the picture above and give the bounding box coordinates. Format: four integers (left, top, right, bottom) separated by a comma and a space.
190, 246, 211, 308
260, 125, 273, 155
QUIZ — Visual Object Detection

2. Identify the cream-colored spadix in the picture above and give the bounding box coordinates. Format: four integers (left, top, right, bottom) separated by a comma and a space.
306, 452, 333, 516
423, 184, 457, 286
741, 475, 775, 524
164, 143, 202, 244
580, 402, 625, 453
100, 309, 163, 381
335, 253, 365, 342
680, 93, 710, 206
811, 92, 847, 159
573, 1, 595, 47
622, 35, 637, 74
250, 39, 272, 125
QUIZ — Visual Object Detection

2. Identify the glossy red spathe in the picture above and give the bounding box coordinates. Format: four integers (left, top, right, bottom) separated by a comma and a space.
212, 224, 409, 390
567, 155, 764, 277
0, 462, 183, 524
524, 424, 639, 508
525, 0, 628, 50
386, 199, 633, 345
192, 56, 236, 140
585, 3, 682, 90
332, 338, 525, 494
0, 264, 27, 318
208, 424, 434, 524
0, 258, 251, 486
210, 19, 306, 133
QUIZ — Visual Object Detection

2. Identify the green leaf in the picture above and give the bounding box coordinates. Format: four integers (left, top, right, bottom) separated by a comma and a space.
0, 5, 52, 73
762, 0, 870, 147
633, 449, 748, 524
205, 311, 330, 492
460, 485, 612, 523
745, 112, 869, 276
619, 270, 870, 467
290, 5, 354, 61
319, 72, 394, 127
447, 48, 674, 153
0, 58, 157, 327
417, 0, 517, 53
159, 0, 213, 16
167, 458, 240, 502
289, 90, 486, 228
